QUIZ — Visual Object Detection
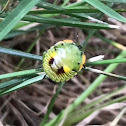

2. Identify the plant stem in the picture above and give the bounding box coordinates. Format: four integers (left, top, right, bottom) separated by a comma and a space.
86, 58, 126, 66
40, 82, 65, 126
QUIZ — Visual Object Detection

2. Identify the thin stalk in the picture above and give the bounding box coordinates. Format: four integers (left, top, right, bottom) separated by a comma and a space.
96, 33, 126, 50
1, 0, 11, 13
53, 0, 58, 5
81, 30, 97, 52
40, 82, 65, 126
61, 0, 70, 7
85, 67, 126, 81
110, 107, 126, 126
81, 15, 103, 51
86, 58, 126, 66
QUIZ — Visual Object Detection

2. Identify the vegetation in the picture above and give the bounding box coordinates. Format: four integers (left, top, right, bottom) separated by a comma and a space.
0, 0, 126, 126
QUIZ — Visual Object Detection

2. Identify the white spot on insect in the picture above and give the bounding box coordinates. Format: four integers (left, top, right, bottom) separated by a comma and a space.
51, 48, 66, 71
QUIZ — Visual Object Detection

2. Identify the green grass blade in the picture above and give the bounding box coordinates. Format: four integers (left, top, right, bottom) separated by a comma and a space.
37, 1, 126, 23
96, 33, 126, 50
100, 0, 126, 3
0, 75, 35, 89
63, 85, 126, 125
41, 82, 65, 126
4, 24, 52, 39
81, 85, 126, 111
0, 47, 42, 60
37, 1, 61, 10
23, 15, 118, 29
82, 30, 97, 51
0, 0, 41, 40
84, 0, 126, 22
36, 1, 111, 25
29, 9, 126, 15
0, 74, 46, 96
86, 58, 126, 66
0, 69, 43, 80
29, 9, 101, 14
67, 95, 126, 126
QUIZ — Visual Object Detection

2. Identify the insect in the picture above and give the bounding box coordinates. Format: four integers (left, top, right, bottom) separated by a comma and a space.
42, 39, 86, 82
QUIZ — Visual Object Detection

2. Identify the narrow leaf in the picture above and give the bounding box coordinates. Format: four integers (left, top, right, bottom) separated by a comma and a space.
0, 75, 35, 89
84, 0, 126, 22
23, 15, 118, 29
100, 0, 126, 3
0, 69, 43, 80
0, 74, 45, 96
0, 47, 42, 60
85, 67, 126, 81
86, 58, 126, 66
0, 0, 40, 40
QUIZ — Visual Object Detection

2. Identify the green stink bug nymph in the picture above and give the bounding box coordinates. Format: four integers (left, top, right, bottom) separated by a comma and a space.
43, 40, 86, 82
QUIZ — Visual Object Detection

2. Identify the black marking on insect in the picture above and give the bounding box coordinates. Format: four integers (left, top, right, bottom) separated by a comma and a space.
61, 43, 64, 46
54, 46, 57, 51
77, 45, 82, 50
72, 69, 77, 72
57, 67, 65, 74
49, 58, 54, 65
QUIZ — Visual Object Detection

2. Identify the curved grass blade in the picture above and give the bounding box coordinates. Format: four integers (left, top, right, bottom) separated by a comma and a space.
96, 33, 126, 50
0, 47, 42, 60
0, 74, 46, 96
63, 85, 126, 125
66, 95, 126, 126
84, 0, 126, 23
0, 0, 41, 40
